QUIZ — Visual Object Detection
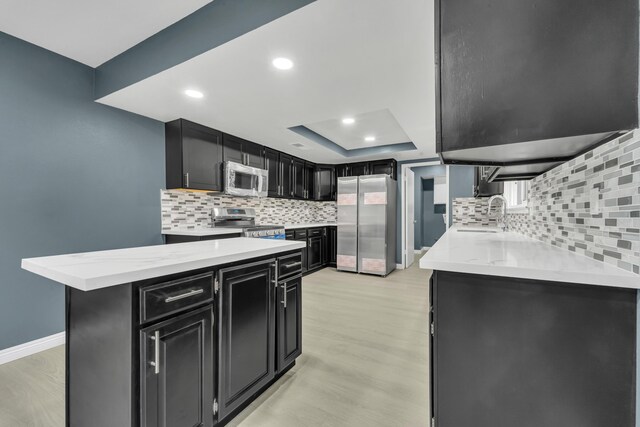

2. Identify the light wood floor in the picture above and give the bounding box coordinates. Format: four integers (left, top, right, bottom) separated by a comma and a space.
0, 259, 431, 427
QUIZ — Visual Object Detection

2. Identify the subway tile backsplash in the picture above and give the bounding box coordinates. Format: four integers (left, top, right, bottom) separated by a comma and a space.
161, 190, 337, 230
453, 130, 640, 274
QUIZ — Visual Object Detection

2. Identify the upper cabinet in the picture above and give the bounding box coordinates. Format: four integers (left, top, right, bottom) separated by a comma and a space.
368, 159, 397, 180
222, 134, 264, 168
165, 119, 223, 191
436, 0, 638, 178
165, 119, 396, 200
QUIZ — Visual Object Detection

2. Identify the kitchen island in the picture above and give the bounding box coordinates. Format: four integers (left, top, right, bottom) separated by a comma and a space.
420, 226, 640, 427
22, 237, 306, 427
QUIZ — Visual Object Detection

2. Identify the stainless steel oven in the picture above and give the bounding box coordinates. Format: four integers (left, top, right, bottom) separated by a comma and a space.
224, 161, 268, 197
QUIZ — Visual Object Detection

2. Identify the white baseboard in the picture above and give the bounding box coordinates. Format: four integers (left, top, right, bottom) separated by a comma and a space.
0, 332, 65, 365
395, 263, 405, 270
422, 246, 431, 251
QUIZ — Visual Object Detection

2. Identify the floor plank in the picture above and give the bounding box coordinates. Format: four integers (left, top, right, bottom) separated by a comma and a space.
0, 259, 431, 427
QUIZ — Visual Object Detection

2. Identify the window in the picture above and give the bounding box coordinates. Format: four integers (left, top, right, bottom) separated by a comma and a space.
503, 180, 529, 211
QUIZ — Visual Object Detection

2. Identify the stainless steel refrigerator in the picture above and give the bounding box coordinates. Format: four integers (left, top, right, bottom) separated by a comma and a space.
337, 175, 397, 276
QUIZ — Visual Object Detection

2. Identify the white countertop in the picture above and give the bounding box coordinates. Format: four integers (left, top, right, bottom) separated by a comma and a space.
283, 223, 337, 229
419, 226, 640, 289
162, 228, 243, 236
22, 238, 306, 292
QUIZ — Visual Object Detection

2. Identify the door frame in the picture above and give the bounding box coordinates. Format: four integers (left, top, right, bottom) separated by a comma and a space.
400, 161, 449, 269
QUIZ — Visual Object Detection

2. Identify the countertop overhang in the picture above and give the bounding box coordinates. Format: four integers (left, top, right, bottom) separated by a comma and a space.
420, 226, 640, 289
22, 238, 306, 291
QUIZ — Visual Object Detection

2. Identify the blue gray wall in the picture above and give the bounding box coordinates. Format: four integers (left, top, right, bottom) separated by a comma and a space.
411, 165, 446, 250
0, 32, 164, 350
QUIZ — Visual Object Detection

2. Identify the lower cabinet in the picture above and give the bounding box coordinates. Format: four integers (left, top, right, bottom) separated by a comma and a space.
277, 274, 303, 372
140, 305, 214, 427
218, 260, 276, 421
328, 226, 337, 267
307, 235, 323, 270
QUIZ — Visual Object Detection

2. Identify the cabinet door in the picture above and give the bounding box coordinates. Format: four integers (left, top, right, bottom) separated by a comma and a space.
314, 165, 334, 201
349, 162, 369, 176
328, 227, 337, 266
182, 122, 223, 191
244, 141, 264, 169
222, 134, 244, 165
307, 236, 323, 270
335, 164, 349, 178
277, 275, 302, 372
218, 260, 276, 421
296, 237, 308, 273
141, 305, 213, 427
280, 153, 293, 198
264, 148, 280, 197
369, 159, 397, 180
304, 162, 315, 200
292, 158, 305, 199
321, 228, 328, 265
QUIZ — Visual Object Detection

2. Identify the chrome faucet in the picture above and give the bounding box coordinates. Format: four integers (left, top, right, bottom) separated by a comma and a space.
488, 195, 509, 231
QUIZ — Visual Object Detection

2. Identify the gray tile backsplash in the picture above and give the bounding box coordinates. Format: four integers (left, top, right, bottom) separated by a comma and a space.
453, 130, 640, 274
161, 190, 337, 230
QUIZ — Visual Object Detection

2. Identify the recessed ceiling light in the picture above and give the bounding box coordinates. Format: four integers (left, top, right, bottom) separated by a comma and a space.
184, 89, 204, 99
342, 117, 355, 125
272, 57, 294, 70
364, 136, 376, 142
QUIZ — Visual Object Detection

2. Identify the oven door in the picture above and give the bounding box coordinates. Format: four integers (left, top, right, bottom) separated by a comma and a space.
225, 161, 268, 197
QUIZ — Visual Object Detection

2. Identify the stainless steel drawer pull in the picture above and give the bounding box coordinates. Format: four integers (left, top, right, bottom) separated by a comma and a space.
284, 261, 302, 269
165, 288, 204, 303
150, 330, 160, 374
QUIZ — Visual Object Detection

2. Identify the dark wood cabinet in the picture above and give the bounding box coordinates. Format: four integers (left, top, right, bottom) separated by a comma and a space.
264, 147, 281, 197
327, 226, 337, 267
218, 260, 276, 421
369, 159, 397, 180
277, 274, 302, 372
349, 162, 369, 177
290, 229, 308, 273
314, 165, 335, 201
335, 164, 349, 178
140, 305, 214, 427
307, 235, 323, 270
292, 157, 305, 199
436, 0, 638, 172
280, 153, 293, 198
166, 119, 223, 191
222, 134, 264, 168
304, 162, 315, 200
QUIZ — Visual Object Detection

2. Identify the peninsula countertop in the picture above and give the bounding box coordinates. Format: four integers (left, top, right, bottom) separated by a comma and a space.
419, 226, 640, 289
22, 238, 306, 291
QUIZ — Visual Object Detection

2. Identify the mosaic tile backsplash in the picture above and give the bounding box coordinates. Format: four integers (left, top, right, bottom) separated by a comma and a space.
161, 190, 337, 230
452, 197, 500, 226
453, 130, 640, 274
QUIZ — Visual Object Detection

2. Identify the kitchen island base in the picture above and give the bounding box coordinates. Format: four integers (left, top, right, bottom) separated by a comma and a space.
65, 251, 303, 427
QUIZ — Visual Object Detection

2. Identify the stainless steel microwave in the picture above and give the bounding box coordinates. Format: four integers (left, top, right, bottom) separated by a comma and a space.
224, 161, 268, 197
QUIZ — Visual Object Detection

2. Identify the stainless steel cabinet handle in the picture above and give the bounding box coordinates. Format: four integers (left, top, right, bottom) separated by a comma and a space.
165, 288, 204, 303
150, 330, 160, 374
284, 261, 302, 269
184, 173, 190, 188
281, 283, 287, 308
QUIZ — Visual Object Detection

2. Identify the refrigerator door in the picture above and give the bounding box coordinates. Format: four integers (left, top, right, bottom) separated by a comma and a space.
358, 175, 396, 276
336, 177, 358, 272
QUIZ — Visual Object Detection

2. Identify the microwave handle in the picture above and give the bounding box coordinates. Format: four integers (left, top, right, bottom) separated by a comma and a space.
256, 173, 266, 194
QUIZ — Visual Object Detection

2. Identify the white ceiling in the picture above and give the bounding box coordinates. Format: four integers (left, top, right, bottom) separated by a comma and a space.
0, 0, 212, 67
98, 0, 436, 163
305, 109, 411, 150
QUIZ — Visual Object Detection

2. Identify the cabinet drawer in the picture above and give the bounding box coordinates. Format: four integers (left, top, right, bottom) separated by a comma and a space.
278, 252, 303, 279
140, 272, 214, 323
285, 230, 295, 240
308, 228, 323, 237
294, 229, 308, 239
